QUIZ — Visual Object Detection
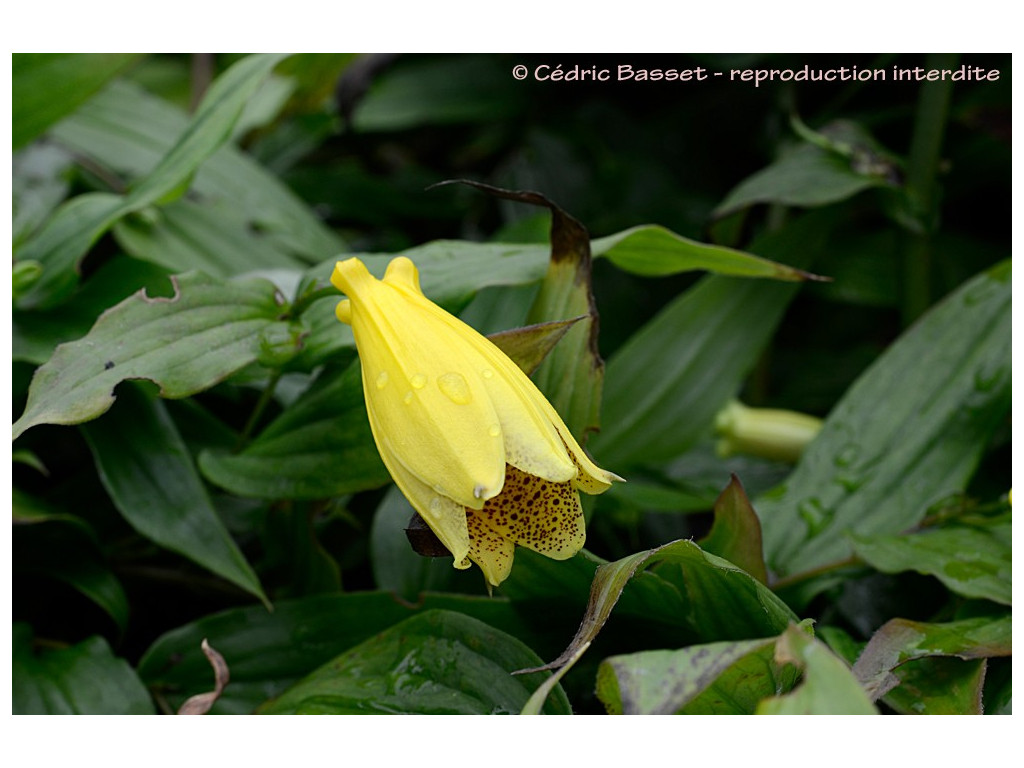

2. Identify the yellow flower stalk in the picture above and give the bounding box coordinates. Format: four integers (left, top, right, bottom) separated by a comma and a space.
332, 256, 622, 587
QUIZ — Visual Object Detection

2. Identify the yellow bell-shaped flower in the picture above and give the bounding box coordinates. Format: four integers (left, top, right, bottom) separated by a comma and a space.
332, 256, 622, 586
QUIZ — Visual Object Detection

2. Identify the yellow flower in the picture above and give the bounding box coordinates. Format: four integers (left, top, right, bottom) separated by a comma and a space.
331, 256, 622, 587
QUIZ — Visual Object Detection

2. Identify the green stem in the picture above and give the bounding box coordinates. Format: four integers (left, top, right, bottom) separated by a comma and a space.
901, 52, 959, 326
236, 369, 283, 449
290, 285, 338, 318
770, 555, 860, 592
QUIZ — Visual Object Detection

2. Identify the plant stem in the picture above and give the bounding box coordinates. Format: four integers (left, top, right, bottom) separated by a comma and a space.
770, 555, 860, 592
289, 285, 338, 318
901, 52, 959, 326
236, 369, 283, 450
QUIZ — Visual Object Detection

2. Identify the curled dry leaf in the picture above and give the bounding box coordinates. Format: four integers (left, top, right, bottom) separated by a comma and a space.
177, 638, 230, 715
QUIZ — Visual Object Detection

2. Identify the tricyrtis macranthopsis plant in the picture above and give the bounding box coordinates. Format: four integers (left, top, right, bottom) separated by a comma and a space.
332, 256, 622, 587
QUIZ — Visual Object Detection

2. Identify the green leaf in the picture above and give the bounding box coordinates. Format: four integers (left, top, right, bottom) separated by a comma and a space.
596, 635, 783, 714
199, 361, 388, 499
16, 53, 288, 308
13, 492, 130, 634
521, 191, 604, 441
679, 637, 804, 714
259, 503, 342, 597
259, 610, 570, 714
698, 475, 768, 584
592, 212, 831, 468
13, 623, 155, 714
12, 53, 143, 150
756, 625, 878, 714
13, 143, 74, 248
850, 516, 1011, 605
487, 316, 585, 376
591, 224, 818, 280
13, 255, 173, 366
758, 261, 1011, 586
81, 384, 267, 606
852, 615, 1012, 701
352, 55, 527, 132
113, 197, 309, 278
882, 657, 988, 715
51, 78, 344, 265
513, 539, 799, 676
138, 592, 555, 714
714, 120, 896, 218
13, 271, 285, 440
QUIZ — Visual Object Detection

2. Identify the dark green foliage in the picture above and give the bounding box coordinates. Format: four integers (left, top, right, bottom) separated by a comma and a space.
12, 52, 1010, 715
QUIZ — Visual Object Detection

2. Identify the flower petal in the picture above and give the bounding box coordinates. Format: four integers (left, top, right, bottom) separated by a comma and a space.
464, 514, 517, 587
333, 257, 507, 508
468, 464, 585, 562
555, 424, 625, 493
364, 395, 472, 565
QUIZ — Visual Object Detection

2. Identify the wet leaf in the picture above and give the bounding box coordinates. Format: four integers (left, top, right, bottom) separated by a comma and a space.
138, 592, 551, 714
758, 261, 1010, 590
850, 516, 1011, 605
259, 610, 572, 714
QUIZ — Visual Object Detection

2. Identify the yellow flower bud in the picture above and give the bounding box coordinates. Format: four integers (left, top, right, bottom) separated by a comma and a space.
332, 256, 622, 586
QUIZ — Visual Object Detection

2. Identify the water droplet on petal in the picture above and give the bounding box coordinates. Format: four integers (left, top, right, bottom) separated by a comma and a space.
488, 424, 501, 438
375, 371, 389, 389
410, 373, 427, 389
481, 368, 494, 379
437, 371, 472, 404
403, 391, 414, 405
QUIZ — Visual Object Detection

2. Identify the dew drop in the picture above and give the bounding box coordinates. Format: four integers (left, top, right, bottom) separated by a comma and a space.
403, 391, 414, 405
410, 373, 427, 389
481, 368, 494, 379
797, 497, 833, 537
375, 371, 389, 389
973, 361, 1004, 393
488, 424, 501, 438
835, 473, 862, 493
834, 443, 860, 468
437, 371, 472, 404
